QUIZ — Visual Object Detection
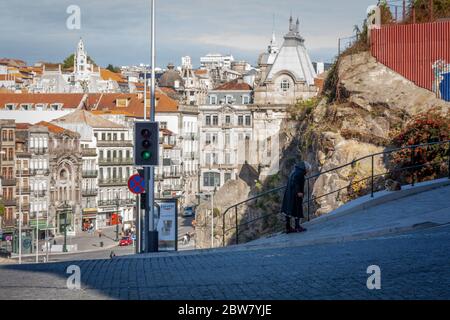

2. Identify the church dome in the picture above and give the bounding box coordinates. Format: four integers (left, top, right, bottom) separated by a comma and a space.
158, 63, 184, 89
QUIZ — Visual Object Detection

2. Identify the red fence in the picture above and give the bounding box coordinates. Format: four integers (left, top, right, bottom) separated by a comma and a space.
370, 20, 450, 100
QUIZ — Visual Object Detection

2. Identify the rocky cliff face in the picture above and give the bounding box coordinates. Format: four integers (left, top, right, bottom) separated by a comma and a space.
194, 52, 450, 249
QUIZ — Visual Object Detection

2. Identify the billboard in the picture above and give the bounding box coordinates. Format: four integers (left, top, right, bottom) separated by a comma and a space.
156, 199, 178, 251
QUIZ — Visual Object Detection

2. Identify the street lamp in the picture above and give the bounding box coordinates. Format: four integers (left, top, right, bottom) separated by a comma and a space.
62, 201, 68, 253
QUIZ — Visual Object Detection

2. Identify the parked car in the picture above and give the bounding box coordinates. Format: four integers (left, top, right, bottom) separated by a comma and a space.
0, 248, 11, 259
119, 236, 133, 247
182, 206, 195, 217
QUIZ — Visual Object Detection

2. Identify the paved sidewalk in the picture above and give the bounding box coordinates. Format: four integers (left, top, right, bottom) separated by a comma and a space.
1, 224, 450, 300
240, 183, 450, 250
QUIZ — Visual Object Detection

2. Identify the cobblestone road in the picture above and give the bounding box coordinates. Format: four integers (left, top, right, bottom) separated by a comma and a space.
1, 224, 450, 300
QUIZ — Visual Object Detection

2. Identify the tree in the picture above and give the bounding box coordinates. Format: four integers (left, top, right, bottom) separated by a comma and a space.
106, 64, 121, 73
62, 54, 96, 70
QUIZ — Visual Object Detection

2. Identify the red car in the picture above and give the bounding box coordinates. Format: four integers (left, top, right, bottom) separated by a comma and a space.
119, 236, 133, 246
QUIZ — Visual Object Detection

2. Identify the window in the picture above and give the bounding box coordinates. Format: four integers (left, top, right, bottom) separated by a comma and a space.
20, 104, 31, 111
160, 122, 168, 129
205, 133, 211, 145
225, 153, 231, 164
267, 137, 272, 158
209, 95, 217, 105
212, 134, 218, 145
225, 95, 233, 104
238, 116, 244, 126
242, 95, 250, 104
205, 153, 211, 165
225, 115, 231, 125
281, 79, 290, 92
51, 104, 59, 111
8, 130, 13, 141
113, 133, 117, 141
2, 130, 7, 141
205, 115, 211, 126
203, 172, 220, 187
5, 104, 14, 110
224, 172, 232, 183
121, 133, 125, 141
101, 133, 106, 141
225, 133, 230, 146
245, 115, 251, 126
212, 115, 219, 126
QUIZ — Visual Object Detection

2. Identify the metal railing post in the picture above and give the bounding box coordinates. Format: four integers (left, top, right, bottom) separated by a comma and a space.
306, 178, 310, 222
371, 155, 374, 198
235, 207, 239, 245
447, 143, 450, 179
411, 146, 416, 187
222, 210, 226, 247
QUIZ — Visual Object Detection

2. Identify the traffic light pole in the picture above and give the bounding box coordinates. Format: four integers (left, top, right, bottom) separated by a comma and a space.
145, 0, 158, 253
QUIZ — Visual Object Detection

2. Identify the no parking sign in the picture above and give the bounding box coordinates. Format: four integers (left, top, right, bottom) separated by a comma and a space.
128, 174, 145, 195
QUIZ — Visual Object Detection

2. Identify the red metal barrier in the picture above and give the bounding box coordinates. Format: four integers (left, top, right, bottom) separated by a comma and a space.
371, 21, 450, 98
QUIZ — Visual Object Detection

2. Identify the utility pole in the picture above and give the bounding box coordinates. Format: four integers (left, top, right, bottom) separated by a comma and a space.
18, 158, 22, 264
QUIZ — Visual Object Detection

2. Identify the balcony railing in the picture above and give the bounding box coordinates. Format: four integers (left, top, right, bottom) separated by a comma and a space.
0, 177, 15, 186
183, 152, 198, 160
30, 169, 50, 176
30, 147, 48, 155
3, 199, 16, 206
82, 189, 98, 196
82, 148, 97, 157
82, 170, 98, 178
99, 158, 134, 166
15, 170, 30, 176
33, 190, 47, 197
96, 141, 133, 147
182, 133, 198, 141
98, 199, 135, 207
98, 178, 128, 186
163, 172, 182, 178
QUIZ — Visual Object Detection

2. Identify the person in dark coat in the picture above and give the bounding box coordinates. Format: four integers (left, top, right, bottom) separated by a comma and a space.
281, 161, 312, 233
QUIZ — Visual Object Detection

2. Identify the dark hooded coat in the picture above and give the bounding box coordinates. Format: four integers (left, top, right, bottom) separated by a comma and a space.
281, 163, 307, 218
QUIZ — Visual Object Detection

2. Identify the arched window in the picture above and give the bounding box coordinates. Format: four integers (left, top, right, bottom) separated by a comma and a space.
281, 79, 290, 92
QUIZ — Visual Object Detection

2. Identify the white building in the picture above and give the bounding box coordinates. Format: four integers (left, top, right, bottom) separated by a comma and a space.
200, 54, 235, 70
255, 16, 318, 105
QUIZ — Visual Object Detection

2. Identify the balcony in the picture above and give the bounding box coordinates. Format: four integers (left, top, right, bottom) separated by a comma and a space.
82, 189, 98, 197
96, 140, 133, 148
163, 171, 182, 179
98, 178, 128, 187
99, 158, 134, 166
0, 177, 15, 186
82, 170, 98, 178
182, 133, 198, 141
82, 148, 97, 157
183, 152, 198, 160
19, 187, 30, 194
30, 147, 48, 155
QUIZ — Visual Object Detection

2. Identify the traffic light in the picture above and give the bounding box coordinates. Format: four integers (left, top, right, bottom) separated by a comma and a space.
134, 122, 159, 166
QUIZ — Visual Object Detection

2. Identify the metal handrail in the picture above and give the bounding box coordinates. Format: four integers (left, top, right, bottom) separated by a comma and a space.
222, 140, 450, 246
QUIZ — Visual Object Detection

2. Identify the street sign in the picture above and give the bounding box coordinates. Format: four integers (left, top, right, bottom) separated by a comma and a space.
128, 174, 145, 195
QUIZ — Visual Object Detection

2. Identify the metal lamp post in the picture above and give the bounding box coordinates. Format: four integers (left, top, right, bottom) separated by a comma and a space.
62, 201, 68, 253
115, 193, 120, 241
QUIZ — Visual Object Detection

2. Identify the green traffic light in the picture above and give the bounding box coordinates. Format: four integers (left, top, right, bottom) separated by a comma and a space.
142, 150, 152, 160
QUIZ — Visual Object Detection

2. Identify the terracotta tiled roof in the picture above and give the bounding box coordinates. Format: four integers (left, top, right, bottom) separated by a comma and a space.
36, 121, 79, 137
0, 93, 84, 108
100, 69, 123, 82
54, 109, 124, 129
214, 79, 252, 91
16, 123, 32, 130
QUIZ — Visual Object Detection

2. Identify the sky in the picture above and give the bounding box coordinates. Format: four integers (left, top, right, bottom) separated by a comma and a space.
0, 0, 375, 68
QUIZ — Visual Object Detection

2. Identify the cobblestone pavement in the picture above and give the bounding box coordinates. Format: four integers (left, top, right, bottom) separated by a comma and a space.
1, 224, 450, 300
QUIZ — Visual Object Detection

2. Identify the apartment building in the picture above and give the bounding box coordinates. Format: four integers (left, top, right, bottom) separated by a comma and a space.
199, 79, 254, 192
